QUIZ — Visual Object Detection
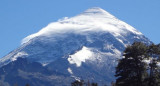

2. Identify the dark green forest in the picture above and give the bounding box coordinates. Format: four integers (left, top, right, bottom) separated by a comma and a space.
115, 42, 160, 86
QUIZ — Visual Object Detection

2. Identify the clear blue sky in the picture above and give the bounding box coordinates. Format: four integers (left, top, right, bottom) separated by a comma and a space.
0, 0, 160, 58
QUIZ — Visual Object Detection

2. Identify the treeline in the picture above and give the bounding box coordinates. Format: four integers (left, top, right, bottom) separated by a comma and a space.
115, 42, 160, 86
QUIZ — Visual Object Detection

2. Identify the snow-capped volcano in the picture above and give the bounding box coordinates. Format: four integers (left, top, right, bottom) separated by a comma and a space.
0, 7, 151, 86
22, 7, 142, 44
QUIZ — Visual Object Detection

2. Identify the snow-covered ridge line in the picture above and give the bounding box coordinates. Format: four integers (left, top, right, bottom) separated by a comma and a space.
21, 7, 142, 44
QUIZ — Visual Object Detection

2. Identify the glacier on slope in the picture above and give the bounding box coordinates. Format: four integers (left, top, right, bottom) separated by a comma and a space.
0, 7, 151, 85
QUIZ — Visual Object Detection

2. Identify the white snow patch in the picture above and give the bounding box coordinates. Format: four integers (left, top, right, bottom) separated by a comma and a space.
68, 46, 93, 67
42, 62, 50, 66
71, 76, 81, 81
104, 44, 121, 55
143, 59, 150, 65
117, 38, 123, 44
11, 52, 28, 61
113, 49, 121, 55
67, 67, 73, 74
134, 36, 140, 39
116, 38, 127, 47
104, 44, 113, 50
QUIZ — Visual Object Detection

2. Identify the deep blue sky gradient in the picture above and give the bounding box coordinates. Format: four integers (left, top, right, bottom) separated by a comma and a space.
0, 0, 160, 58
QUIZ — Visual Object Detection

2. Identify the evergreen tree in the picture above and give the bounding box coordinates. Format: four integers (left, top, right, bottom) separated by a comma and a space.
148, 44, 160, 58
146, 44, 160, 86
147, 59, 160, 86
115, 42, 148, 86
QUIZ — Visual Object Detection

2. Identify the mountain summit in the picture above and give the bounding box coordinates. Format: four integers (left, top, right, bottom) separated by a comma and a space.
21, 7, 142, 45
0, 7, 151, 86
80, 7, 115, 17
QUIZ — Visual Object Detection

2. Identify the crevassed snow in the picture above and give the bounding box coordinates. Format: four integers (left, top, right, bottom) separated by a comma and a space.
68, 46, 93, 67
21, 7, 142, 44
